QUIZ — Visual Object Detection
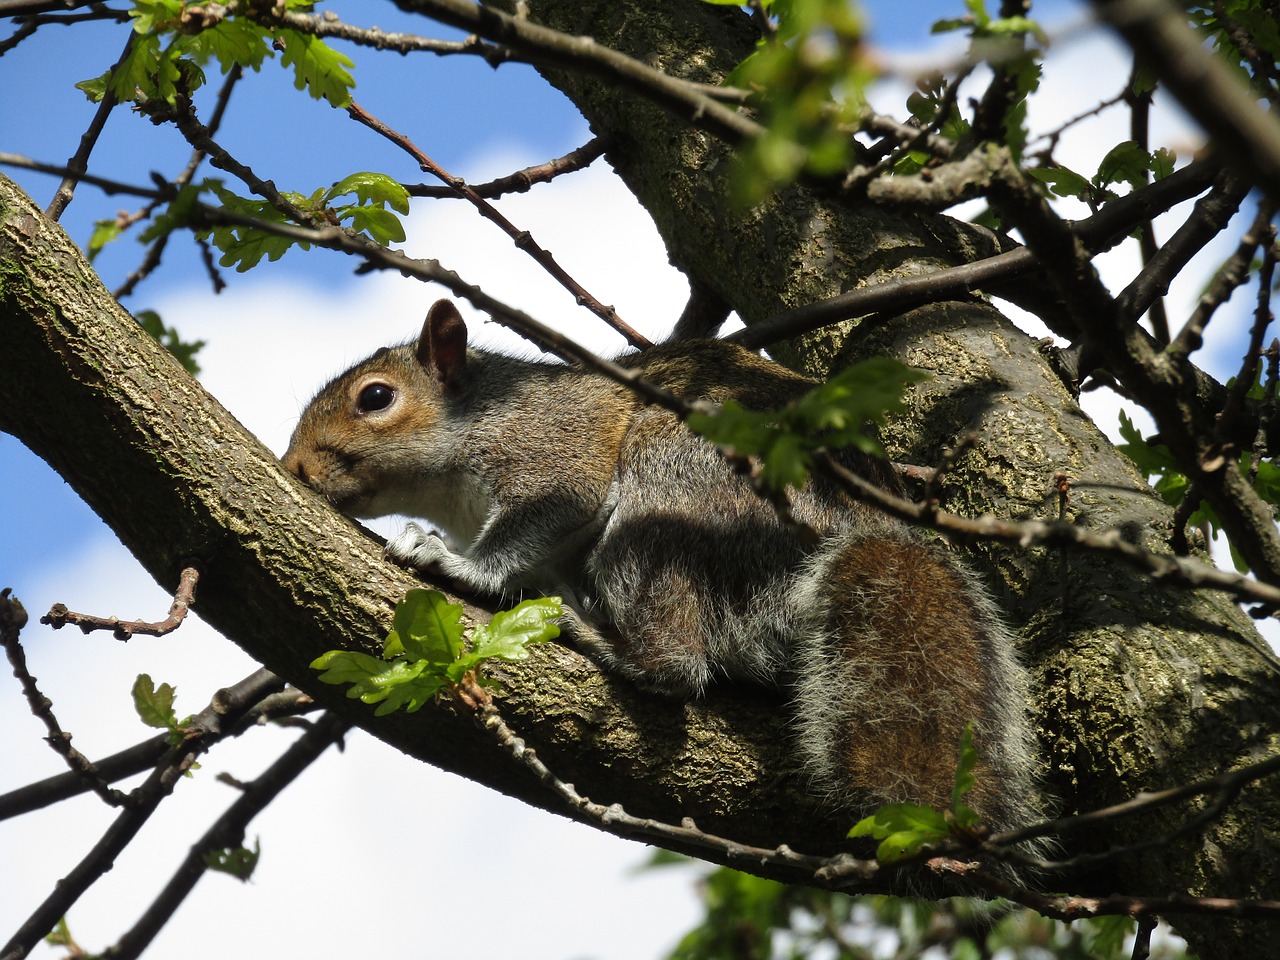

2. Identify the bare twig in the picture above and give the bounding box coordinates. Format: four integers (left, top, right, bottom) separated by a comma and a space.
1, 588, 131, 808
1170, 202, 1277, 359
0, 687, 315, 820
45, 29, 132, 219
240, 1, 514, 65
0, 668, 285, 960
405, 136, 608, 199
732, 158, 1222, 350
988, 752, 1280, 862
41, 566, 199, 641
937, 857, 1280, 921
100, 712, 349, 960
1117, 173, 1251, 331
813, 449, 1280, 627
346, 101, 651, 349
114, 63, 244, 300
393, 0, 762, 146
1124, 70, 1171, 342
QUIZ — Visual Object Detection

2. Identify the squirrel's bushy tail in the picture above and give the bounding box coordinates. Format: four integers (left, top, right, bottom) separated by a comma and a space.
789, 521, 1041, 835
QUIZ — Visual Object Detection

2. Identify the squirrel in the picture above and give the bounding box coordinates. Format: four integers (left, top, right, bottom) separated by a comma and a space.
283, 298, 1041, 834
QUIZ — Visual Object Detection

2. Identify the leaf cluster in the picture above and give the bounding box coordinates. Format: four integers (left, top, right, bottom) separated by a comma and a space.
311, 590, 561, 716
110, 172, 408, 272
704, 0, 877, 205
1118, 410, 1280, 572
131, 673, 194, 747
1190, 1, 1280, 81
202, 172, 410, 270
928, 0, 1046, 161
687, 357, 928, 491
1030, 140, 1176, 206
75, 0, 354, 108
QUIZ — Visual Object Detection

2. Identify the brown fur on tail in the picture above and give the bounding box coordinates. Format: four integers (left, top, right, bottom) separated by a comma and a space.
789, 521, 1040, 833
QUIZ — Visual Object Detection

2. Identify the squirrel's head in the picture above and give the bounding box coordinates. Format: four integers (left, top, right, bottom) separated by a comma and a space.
281, 299, 471, 518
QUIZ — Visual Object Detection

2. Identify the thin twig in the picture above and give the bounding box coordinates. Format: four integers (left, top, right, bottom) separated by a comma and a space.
0, 687, 315, 820
1, 589, 131, 808
346, 101, 651, 349
45, 28, 132, 219
0, 669, 285, 960
405, 136, 608, 199
393, 0, 762, 146
114, 64, 243, 300
41, 566, 199, 641
732, 158, 1221, 351
100, 712, 349, 960
1117, 173, 1251, 331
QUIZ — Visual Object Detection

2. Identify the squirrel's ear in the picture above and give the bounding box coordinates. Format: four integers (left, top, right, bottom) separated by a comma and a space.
418, 299, 468, 389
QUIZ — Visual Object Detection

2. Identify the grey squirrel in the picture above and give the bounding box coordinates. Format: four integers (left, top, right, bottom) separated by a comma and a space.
283, 298, 1040, 833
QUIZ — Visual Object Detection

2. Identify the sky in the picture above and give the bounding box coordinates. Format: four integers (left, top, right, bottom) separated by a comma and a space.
0, 1, 1260, 958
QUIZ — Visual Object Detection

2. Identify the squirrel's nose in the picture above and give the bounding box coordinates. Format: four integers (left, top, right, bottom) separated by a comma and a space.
283, 453, 308, 484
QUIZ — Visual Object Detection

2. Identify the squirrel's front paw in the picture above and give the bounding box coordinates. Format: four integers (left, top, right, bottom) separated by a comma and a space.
385, 523, 449, 571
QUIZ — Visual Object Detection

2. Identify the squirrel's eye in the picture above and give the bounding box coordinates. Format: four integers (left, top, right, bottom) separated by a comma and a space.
357, 382, 395, 413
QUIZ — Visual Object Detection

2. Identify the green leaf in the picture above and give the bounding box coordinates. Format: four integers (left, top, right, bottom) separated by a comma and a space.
1083, 915, 1133, 956
131, 0, 181, 35
275, 27, 355, 106
75, 70, 110, 103
327, 172, 410, 214
340, 205, 407, 245
372, 674, 450, 715
87, 218, 124, 261
689, 358, 927, 492
1096, 140, 1154, 190
851, 724, 984, 859
136, 309, 206, 376
471, 597, 562, 662
849, 802, 951, 861
389, 588, 465, 664
988, 15, 1048, 44
182, 16, 272, 75
965, 0, 991, 27
132, 673, 178, 730
1116, 410, 1180, 477
1028, 164, 1091, 199
950, 722, 981, 827
1152, 147, 1176, 180
44, 917, 73, 948
204, 839, 260, 881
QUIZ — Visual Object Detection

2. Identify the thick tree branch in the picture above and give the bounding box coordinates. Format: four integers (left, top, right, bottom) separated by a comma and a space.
0, 173, 919, 885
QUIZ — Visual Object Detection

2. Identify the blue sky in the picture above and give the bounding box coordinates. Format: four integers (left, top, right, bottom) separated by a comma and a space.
0, 2, 1240, 958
